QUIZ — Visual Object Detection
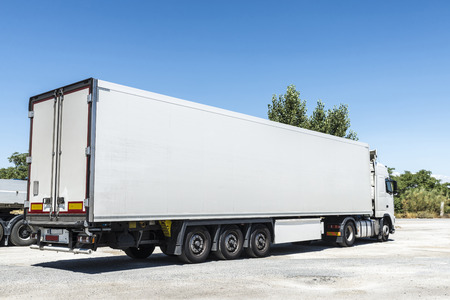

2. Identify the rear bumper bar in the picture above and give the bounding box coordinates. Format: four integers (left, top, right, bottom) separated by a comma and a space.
30, 244, 92, 254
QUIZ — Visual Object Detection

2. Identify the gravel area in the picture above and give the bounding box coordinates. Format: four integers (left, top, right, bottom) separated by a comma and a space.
1, 219, 449, 299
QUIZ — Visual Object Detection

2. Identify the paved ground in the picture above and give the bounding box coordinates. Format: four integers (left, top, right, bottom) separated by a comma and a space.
1, 219, 449, 299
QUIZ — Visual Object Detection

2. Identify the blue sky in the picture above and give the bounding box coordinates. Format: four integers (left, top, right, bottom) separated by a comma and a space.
0, 1, 449, 179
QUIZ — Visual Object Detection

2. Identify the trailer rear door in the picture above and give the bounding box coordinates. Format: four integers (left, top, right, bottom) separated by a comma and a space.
27, 79, 92, 224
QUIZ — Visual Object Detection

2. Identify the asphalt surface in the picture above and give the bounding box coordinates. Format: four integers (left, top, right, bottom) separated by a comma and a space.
1, 219, 449, 299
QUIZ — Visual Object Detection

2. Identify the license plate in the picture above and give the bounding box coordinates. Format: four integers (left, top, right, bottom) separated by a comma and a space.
49, 229, 63, 235
43, 228, 70, 244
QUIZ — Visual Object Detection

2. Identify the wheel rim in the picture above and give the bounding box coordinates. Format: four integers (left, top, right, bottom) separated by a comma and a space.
189, 233, 205, 255
345, 225, 354, 242
255, 232, 267, 250
224, 232, 238, 253
17, 224, 31, 240
383, 224, 389, 237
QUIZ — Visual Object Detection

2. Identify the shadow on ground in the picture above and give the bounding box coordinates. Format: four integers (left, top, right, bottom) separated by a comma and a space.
33, 238, 391, 274
269, 237, 385, 256
33, 253, 182, 274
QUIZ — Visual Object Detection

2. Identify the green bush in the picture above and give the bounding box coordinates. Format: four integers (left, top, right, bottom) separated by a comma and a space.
394, 197, 404, 214
445, 203, 450, 214
416, 211, 437, 218
401, 188, 446, 214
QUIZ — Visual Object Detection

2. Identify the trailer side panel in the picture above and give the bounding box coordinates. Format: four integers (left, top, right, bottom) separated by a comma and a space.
92, 81, 372, 221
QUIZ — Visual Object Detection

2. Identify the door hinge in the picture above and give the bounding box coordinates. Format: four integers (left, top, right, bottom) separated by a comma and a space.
26, 156, 32, 164
87, 94, 92, 103
28, 111, 34, 118
85, 146, 91, 156
84, 198, 89, 207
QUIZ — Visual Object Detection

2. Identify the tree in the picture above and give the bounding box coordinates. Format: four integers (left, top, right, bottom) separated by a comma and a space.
387, 167, 396, 176
268, 85, 358, 140
390, 169, 450, 216
0, 152, 28, 180
391, 170, 442, 196
268, 84, 308, 128
308, 100, 327, 133
326, 104, 358, 140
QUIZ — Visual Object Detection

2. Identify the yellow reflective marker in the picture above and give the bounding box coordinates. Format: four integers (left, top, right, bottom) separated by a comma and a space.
68, 202, 83, 211
31, 203, 43, 211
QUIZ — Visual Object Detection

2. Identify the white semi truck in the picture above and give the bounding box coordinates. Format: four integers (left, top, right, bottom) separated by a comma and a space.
26, 79, 397, 263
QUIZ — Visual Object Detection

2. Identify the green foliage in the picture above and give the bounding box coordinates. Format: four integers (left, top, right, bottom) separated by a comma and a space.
391, 169, 450, 217
445, 202, 450, 214
415, 211, 438, 219
394, 196, 404, 214
267, 84, 308, 128
392, 170, 441, 195
0, 152, 28, 180
401, 188, 445, 215
268, 85, 358, 140
326, 104, 354, 139
308, 100, 327, 133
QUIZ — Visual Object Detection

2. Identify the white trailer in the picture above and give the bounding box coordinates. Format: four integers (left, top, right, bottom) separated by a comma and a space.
0, 179, 35, 246
26, 79, 397, 263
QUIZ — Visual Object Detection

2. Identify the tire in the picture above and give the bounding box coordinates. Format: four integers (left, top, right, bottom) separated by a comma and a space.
179, 226, 211, 264
124, 245, 155, 259
245, 225, 271, 258
10, 219, 35, 246
378, 220, 390, 242
215, 225, 244, 260
338, 221, 356, 247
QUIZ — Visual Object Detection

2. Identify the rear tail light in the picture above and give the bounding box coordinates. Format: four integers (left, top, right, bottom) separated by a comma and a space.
328, 224, 340, 229
326, 231, 342, 237
45, 235, 59, 242
77, 235, 96, 244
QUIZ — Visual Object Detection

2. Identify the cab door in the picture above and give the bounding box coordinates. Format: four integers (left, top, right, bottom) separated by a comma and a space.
374, 164, 395, 218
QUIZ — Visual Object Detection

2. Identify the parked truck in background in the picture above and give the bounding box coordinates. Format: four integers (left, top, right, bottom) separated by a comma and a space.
0, 179, 34, 246
26, 78, 397, 263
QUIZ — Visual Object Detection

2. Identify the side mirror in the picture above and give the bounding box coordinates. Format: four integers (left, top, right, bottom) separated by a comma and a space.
385, 179, 397, 195
392, 180, 398, 195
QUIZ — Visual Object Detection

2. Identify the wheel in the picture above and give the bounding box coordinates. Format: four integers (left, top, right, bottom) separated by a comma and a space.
124, 245, 155, 259
179, 226, 211, 264
10, 219, 35, 246
245, 224, 271, 258
378, 220, 390, 242
382, 223, 390, 241
338, 221, 356, 247
215, 225, 244, 260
